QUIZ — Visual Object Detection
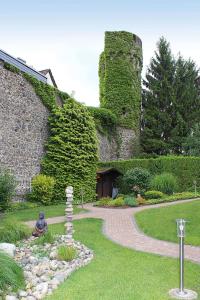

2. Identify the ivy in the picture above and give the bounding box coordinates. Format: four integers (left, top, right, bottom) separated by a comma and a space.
4, 62, 20, 74
42, 98, 98, 203
99, 31, 143, 130
87, 106, 117, 136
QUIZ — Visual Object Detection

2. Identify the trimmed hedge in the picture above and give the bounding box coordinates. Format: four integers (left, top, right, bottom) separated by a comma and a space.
100, 156, 200, 192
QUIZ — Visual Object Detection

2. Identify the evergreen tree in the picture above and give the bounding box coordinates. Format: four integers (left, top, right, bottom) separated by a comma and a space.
171, 57, 200, 153
141, 37, 176, 154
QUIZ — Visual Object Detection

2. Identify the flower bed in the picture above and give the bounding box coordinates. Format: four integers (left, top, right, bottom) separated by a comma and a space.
6, 235, 93, 300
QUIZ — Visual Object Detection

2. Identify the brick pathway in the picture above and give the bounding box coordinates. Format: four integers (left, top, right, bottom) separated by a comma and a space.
26, 198, 200, 264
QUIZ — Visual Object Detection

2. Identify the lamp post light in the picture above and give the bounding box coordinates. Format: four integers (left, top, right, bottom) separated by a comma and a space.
169, 219, 197, 299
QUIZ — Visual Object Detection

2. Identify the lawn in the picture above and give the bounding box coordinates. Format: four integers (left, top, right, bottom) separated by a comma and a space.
135, 200, 200, 246
0, 204, 84, 222
45, 219, 200, 300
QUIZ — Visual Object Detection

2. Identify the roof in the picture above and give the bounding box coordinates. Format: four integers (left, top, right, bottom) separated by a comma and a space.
97, 167, 122, 175
40, 69, 58, 88
0, 48, 47, 83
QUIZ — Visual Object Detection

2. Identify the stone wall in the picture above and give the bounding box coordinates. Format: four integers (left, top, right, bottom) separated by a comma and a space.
97, 127, 139, 162
0, 64, 49, 198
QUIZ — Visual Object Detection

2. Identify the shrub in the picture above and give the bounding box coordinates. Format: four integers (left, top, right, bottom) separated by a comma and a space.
57, 245, 76, 261
6, 201, 38, 212
0, 252, 25, 293
124, 196, 138, 207
0, 170, 16, 211
30, 174, 55, 205
146, 192, 200, 205
0, 219, 31, 243
144, 190, 164, 199
33, 231, 54, 245
99, 156, 200, 192
107, 197, 125, 207
137, 195, 146, 205
123, 167, 151, 192
150, 173, 178, 195
94, 197, 112, 207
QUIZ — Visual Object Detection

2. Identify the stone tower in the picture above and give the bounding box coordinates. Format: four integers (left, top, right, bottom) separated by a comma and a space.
98, 31, 143, 158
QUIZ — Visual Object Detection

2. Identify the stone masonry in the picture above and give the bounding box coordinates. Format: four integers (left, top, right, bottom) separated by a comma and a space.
0, 64, 49, 198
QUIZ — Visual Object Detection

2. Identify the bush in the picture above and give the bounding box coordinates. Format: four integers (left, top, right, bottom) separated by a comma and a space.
150, 173, 178, 195
30, 174, 55, 205
57, 245, 76, 261
144, 190, 164, 199
99, 156, 200, 192
124, 196, 138, 207
94, 197, 112, 207
0, 252, 25, 293
0, 170, 16, 211
107, 197, 125, 207
123, 167, 151, 192
146, 192, 200, 205
0, 219, 31, 243
33, 231, 54, 245
6, 201, 38, 212
137, 195, 146, 205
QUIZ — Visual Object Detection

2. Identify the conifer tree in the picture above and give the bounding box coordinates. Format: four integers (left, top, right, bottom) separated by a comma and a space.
171, 57, 200, 153
141, 37, 176, 154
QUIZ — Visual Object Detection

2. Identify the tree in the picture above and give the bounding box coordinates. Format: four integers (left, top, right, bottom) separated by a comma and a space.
141, 37, 200, 155
141, 37, 176, 154
171, 57, 200, 153
42, 98, 98, 203
183, 123, 200, 156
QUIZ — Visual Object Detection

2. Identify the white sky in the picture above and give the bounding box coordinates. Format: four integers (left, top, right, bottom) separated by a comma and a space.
1, 0, 200, 107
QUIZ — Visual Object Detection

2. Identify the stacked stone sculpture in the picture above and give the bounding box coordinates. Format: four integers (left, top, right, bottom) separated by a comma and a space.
65, 186, 74, 246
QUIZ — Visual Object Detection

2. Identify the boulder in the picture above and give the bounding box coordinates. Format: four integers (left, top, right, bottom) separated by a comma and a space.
0, 243, 16, 257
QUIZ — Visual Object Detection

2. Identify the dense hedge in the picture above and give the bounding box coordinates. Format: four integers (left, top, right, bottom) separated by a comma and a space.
100, 156, 200, 192
42, 98, 98, 203
99, 31, 142, 130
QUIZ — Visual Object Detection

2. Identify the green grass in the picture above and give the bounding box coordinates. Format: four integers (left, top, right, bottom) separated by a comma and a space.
45, 219, 200, 300
1, 204, 84, 222
135, 200, 200, 246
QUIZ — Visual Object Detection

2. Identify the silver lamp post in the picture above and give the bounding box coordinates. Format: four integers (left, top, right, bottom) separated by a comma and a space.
169, 219, 197, 299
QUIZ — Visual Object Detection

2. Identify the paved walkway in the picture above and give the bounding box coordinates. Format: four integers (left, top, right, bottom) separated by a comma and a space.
26, 198, 200, 264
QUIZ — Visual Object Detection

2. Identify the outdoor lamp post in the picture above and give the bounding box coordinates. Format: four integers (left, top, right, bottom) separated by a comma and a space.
169, 219, 197, 299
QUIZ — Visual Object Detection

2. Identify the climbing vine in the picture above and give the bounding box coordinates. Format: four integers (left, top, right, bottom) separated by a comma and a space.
42, 98, 98, 203
99, 31, 143, 130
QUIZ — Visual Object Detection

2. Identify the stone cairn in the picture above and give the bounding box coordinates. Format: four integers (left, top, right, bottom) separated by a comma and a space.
65, 186, 74, 246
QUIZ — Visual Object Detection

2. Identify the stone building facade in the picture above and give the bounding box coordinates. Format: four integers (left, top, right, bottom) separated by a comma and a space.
0, 63, 49, 198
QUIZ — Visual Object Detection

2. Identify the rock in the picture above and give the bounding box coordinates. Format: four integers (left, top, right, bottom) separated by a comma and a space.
0, 243, 16, 257
5, 296, 18, 300
49, 251, 57, 259
18, 290, 27, 297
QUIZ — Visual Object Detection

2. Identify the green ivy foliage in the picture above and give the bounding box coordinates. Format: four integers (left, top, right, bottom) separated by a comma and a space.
100, 156, 200, 192
87, 106, 117, 135
99, 31, 143, 130
42, 98, 98, 203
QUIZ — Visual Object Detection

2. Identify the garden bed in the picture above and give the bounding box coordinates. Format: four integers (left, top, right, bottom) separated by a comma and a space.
5, 235, 93, 300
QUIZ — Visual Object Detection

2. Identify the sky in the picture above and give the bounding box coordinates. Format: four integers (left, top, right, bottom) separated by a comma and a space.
1, 0, 200, 106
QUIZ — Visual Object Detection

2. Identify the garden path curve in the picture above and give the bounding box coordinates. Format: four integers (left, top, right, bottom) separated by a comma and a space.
26, 198, 200, 264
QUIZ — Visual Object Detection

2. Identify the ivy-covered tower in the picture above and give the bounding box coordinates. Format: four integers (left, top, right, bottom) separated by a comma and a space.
99, 31, 143, 129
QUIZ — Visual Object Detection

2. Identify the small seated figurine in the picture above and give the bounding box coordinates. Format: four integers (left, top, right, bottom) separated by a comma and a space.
32, 212, 48, 237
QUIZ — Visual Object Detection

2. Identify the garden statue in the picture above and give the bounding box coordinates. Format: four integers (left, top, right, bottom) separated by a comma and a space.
32, 212, 48, 237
